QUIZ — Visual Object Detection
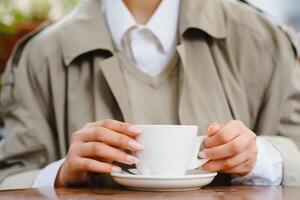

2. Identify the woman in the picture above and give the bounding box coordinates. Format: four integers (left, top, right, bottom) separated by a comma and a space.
0, 0, 299, 189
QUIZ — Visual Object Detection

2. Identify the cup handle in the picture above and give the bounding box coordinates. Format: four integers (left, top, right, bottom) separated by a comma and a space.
188, 136, 209, 170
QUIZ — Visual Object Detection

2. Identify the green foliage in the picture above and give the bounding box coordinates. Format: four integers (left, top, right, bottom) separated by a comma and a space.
0, 0, 79, 34
0, 0, 26, 34
28, 0, 52, 22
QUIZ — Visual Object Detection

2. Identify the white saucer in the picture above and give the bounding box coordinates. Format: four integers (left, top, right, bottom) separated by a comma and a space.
111, 169, 217, 192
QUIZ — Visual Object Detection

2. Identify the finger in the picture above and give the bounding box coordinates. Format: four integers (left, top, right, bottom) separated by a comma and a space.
201, 134, 252, 160
204, 122, 241, 148
76, 157, 121, 173
85, 120, 142, 137
201, 146, 254, 172
93, 156, 114, 164
78, 142, 139, 165
77, 127, 144, 151
206, 122, 221, 137
220, 157, 257, 176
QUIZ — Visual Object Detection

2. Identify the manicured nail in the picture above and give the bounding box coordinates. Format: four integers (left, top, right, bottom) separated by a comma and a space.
198, 151, 207, 159
128, 140, 144, 150
126, 155, 140, 164
207, 122, 217, 132
207, 126, 215, 133
207, 122, 220, 136
129, 126, 143, 134
112, 166, 122, 173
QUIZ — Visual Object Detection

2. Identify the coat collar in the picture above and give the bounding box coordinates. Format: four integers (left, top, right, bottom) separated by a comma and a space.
59, 0, 114, 65
58, 0, 227, 65
179, 0, 227, 38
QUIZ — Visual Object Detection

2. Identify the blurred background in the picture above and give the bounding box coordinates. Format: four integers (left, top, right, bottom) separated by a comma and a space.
0, 0, 299, 139
248, 0, 300, 32
0, 0, 79, 74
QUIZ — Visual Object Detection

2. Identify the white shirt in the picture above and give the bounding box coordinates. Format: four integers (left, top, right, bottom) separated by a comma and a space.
33, 0, 283, 188
102, 0, 180, 76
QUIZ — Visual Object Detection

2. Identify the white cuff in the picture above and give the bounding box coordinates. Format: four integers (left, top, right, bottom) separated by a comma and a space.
231, 137, 283, 185
32, 158, 66, 188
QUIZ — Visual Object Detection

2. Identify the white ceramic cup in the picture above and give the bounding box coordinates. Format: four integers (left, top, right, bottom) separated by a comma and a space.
133, 125, 209, 176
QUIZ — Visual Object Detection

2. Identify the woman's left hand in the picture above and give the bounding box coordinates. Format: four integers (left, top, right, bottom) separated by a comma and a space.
200, 120, 257, 176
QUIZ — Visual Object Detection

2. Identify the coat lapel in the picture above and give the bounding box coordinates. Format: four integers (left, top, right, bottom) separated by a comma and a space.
210, 42, 251, 127
60, 0, 247, 129
96, 56, 133, 123
58, 0, 134, 123
177, 37, 233, 133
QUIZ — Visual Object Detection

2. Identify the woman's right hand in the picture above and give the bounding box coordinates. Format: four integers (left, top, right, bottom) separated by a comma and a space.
55, 119, 144, 187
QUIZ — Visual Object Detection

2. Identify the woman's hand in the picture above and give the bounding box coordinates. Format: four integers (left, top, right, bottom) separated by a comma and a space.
55, 119, 144, 187
200, 120, 257, 176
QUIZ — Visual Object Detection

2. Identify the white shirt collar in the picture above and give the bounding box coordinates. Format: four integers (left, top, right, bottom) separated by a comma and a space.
102, 0, 180, 52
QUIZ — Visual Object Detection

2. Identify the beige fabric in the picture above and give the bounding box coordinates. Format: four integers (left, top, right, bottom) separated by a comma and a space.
117, 52, 180, 125
0, 170, 41, 190
263, 136, 300, 186
0, 0, 300, 188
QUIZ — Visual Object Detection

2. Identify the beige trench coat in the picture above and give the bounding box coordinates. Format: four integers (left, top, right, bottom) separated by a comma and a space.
1, 0, 300, 188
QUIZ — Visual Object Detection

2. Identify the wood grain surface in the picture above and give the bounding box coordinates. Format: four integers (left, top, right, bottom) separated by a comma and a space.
0, 186, 299, 200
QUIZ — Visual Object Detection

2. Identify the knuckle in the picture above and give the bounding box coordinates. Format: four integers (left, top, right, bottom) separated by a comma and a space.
119, 123, 129, 132
230, 120, 244, 130
82, 160, 93, 171
223, 159, 233, 168
116, 134, 123, 144
230, 141, 241, 154
217, 133, 230, 143
71, 131, 81, 141
116, 134, 128, 147
68, 144, 78, 154
68, 155, 79, 167
91, 143, 103, 155
94, 128, 105, 141
100, 119, 111, 128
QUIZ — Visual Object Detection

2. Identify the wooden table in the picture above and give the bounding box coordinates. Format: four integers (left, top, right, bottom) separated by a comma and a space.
0, 186, 299, 200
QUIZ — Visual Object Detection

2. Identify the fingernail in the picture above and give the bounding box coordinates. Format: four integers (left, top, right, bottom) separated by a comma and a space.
128, 140, 144, 150
126, 155, 140, 164
207, 125, 215, 133
198, 151, 207, 159
112, 166, 122, 173
129, 126, 143, 134
207, 122, 218, 132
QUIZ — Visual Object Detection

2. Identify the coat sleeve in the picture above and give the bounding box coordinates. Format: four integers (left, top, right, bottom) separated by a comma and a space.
0, 30, 58, 187
262, 62, 300, 186
255, 27, 300, 186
